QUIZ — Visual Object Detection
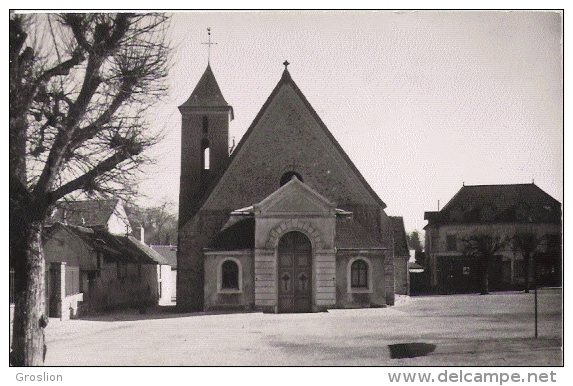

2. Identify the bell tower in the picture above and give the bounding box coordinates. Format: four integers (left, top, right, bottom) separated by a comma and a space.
178, 63, 233, 227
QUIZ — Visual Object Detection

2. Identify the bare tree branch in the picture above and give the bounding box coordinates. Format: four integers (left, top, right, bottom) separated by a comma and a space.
9, 12, 171, 365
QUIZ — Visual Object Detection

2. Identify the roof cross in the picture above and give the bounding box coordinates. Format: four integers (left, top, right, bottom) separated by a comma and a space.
283, 60, 290, 69
201, 27, 217, 63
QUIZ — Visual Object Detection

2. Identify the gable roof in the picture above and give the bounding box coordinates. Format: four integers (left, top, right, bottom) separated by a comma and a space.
127, 237, 172, 265
51, 224, 163, 265
424, 183, 561, 226
390, 216, 410, 257
150, 245, 178, 268
50, 199, 120, 228
179, 64, 230, 107
197, 66, 386, 217
255, 176, 335, 214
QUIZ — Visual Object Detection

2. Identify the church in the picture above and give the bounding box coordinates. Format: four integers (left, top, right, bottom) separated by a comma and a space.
176, 60, 408, 313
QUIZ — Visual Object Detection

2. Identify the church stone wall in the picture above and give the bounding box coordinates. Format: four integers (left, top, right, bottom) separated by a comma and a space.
314, 251, 337, 310
335, 251, 387, 308
177, 211, 230, 311
253, 249, 275, 312
177, 69, 398, 312
204, 251, 254, 311
179, 109, 230, 227
384, 256, 396, 306
394, 256, 410, 295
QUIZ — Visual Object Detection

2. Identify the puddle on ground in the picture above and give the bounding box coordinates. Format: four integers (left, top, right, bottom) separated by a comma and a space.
388, 342, 437, 359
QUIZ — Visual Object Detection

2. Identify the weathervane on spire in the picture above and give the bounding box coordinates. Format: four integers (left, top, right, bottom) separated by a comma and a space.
201, 27, 217, 63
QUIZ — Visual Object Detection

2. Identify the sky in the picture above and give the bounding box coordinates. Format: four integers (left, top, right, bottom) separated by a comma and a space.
137, 10, 563, 235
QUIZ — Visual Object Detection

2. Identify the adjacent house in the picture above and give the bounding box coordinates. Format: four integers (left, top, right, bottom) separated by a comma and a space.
42, 199, 172, 319
424, 183, 562, 294
150, 245, 178, 304
43, 223, 172, 319
50, 198, 132, 235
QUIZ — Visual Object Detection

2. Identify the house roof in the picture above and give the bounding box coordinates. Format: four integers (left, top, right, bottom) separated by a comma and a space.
179, 64, 230, 107
390, 216, 410, 257
424, 183, 561, 227
150, 245, 178, 268
127, 237, 171, 265
49, 199, 119, 228
57, 224, 162, 265
335, 216, 386, 250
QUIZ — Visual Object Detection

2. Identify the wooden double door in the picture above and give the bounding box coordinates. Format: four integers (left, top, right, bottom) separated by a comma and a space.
278, 231, 312, 313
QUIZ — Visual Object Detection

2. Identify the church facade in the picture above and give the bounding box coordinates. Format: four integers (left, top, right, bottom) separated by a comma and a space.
177, 62, 404, 313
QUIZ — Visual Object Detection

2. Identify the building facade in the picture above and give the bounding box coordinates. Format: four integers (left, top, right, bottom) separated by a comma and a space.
424, 183, 562, 294
177, 63, 407, 312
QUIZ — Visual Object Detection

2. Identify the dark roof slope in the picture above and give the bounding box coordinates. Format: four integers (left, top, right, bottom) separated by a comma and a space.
50, 199, 118, 228
208, 217, 255, 251
390, 216, 410, 257
335, 216, 385, 250
62, 225, 160, 264
425, 183, 561, 226
179, 64, 229, 107
127, 237, 171, 265
150, 245, 178, 268
208, 213, 388, 251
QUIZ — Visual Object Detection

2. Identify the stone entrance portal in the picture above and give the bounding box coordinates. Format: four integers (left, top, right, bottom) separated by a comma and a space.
277, 231, 312, 313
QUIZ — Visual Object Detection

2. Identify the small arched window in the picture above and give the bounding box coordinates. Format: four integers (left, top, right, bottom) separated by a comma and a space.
280, 171, 303, 186
202, 116, 209, 134
201, 138, 210, 170
351, 259, 368, 288
221, 260, 239, 289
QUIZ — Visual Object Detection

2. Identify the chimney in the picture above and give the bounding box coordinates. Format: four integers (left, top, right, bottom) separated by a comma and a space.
139, 226, 145, 244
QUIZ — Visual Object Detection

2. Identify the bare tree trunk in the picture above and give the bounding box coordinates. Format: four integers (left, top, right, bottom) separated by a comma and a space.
481, 272, 489, 295
11, 220, 47, 366
480, 258, 490, 295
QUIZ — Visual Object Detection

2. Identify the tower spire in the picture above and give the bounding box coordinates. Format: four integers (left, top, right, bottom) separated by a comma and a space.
201, 27, 217, 63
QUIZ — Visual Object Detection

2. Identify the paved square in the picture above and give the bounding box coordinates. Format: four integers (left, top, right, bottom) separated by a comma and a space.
44, 289, 562, 366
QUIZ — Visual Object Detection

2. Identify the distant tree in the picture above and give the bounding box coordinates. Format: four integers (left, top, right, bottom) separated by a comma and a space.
512, 232, 545, 293
10, 13, 170, 365
461, 234, 508, 295
407, 230, 423, 252
127, 199, 178, 245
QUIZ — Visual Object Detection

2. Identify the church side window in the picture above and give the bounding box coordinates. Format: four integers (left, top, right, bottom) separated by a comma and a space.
351, 259, 368, 288
201, 138, 210, 170
221, 260, 239, 290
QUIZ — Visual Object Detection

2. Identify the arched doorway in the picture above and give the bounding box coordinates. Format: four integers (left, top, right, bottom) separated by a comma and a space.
278, 231, 312, 313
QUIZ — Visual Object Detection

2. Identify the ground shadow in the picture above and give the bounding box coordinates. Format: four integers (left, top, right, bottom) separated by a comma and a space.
77, 305, 261, 322
388, 342, 437, 359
